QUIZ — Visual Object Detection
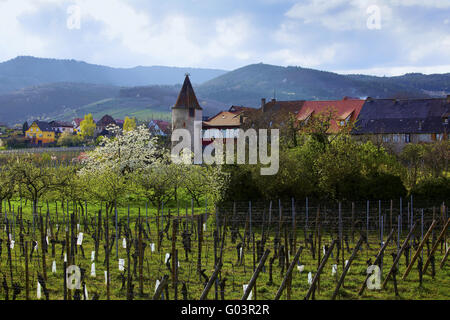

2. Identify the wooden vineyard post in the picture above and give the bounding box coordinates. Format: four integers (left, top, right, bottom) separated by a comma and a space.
283, 224, 291, 299
65, 219, 71, 300
359, 228, 395, 295
126, 233, 132, 300
332, 235, 364, 300
381, 223, 417, 289
115, 202, 118, 259
138, 218, 144, 297
197, 214, 203, 281
172, 217, 178, 298
441, 203, 446, 255
153, 275, 170, 300
174, 249, 179, 300
390, 200, 393, 233
39, 214, 47, 282
440, 246, 449, 269
304, 240, 337, 300
402, 220, 437, 280
25, 241, 29, 300
242, 249, 270, 300
423, 218, 450, 273
274, 246, 303, 300
199, 261, 223, 300
292, 198, 297, 255
315, 207, 320, 293
106, 209, 110, 300
95, 210, 101, 262
351, 202, 355, 242
156, 208, 161, 252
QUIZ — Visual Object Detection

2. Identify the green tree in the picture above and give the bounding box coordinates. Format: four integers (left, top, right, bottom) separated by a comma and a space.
80, 114, 96, 139
123, 116, 137, 132
57, 131, 83, 147
22, 121, 29, 135
0, 160, 16, 213
11, 156, 68, 215
422, 141, 449, 178
400, 143, 425, 188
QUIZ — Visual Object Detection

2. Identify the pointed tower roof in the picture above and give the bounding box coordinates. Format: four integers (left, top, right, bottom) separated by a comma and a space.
173, 74, 202, 110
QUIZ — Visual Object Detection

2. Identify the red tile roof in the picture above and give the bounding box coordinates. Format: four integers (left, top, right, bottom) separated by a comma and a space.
297, 97, 365, 133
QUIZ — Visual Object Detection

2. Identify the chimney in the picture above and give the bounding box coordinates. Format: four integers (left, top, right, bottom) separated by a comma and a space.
261, 98, 266, 112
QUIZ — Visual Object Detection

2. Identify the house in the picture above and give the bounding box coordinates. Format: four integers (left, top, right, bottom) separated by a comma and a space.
115, 119, 124, 129
202, 106, 256, 144
95, 115, 117, 136
353, 97, 449, 150
149, 120, 171, 136
297, 97, 366, 133
49, 121, 74, 134
72, 118, 83, 133
25, 121, 56, 146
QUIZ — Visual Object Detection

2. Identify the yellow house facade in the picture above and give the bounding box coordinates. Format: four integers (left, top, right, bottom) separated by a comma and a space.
25, 121, 56, 145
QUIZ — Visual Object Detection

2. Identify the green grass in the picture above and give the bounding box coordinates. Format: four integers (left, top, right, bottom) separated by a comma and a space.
53, 97, 172, 122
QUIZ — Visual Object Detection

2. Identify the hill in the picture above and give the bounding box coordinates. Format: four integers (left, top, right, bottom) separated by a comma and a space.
0, 56, 227, 94
0, 82, 228, 125
2, 59, 450, 125
52, 85, 227, 122
197, 63, 446, 107
0, 82, 119, 125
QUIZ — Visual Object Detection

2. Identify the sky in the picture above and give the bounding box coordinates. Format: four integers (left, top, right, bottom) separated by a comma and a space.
0, 0, 449, 76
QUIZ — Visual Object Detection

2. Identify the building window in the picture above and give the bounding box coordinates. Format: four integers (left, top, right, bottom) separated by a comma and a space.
436, 133, 443, 141
382, 135, 390, 143
189, 108, 195, 117
404, 134, 411, 143
393, 134, 400, 143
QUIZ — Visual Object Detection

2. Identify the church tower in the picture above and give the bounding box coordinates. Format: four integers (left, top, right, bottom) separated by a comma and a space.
172, 74, 203, 150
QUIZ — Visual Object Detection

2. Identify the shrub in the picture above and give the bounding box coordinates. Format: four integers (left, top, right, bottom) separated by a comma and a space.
410, 177, 450, 203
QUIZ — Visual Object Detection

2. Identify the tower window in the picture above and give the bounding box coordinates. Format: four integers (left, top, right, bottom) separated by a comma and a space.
189, 108, 195, 117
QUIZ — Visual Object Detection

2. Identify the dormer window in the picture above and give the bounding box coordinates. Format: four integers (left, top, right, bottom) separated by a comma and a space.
444, 117, 448, 125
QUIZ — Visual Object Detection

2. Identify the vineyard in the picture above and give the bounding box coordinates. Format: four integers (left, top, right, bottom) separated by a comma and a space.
0, 199, 448, 300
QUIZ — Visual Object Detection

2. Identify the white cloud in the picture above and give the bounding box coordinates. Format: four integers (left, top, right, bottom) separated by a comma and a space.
285, 0, 393, 31
0, 0, 449, 75
0, 0, 47, 61
391, 0, 450, 8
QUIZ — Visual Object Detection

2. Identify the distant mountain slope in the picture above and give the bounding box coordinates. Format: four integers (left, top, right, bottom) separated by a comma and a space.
0, 82, 228, 125
0, 56, 227, 94
2, 59, 450, 126
0, 82, 119, 125
197, 64, 443, 107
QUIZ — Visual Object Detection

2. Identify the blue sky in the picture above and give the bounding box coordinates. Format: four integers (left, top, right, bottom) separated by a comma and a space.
0, 0, 449, 76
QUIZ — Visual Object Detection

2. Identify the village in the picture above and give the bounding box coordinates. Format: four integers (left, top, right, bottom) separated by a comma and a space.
0, 74, 448, 153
